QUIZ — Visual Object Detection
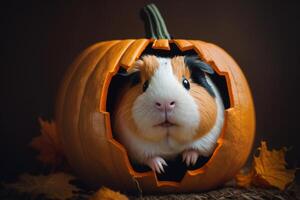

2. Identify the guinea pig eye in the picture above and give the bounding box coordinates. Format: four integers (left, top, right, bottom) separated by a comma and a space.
182, 78, 190, 90
143, 80, 149, 92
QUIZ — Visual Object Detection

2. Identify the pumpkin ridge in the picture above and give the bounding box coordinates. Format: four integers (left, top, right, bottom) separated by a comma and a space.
56, 42, 110, 141
61, 41, 121, 181
76, 41, 124, 183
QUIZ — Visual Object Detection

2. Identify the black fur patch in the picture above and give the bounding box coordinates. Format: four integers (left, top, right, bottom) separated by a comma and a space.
184, 56, 215, 97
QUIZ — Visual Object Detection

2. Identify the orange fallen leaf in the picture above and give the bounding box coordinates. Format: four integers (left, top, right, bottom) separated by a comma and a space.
253, 141, 296, 190
236, 141, 296, 190
89, 187, 128, 200
30, 118, 64, 168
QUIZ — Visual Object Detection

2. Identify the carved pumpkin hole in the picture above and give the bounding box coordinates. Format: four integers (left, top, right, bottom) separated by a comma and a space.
106, 43, 231, 183
210, 73, 230, 109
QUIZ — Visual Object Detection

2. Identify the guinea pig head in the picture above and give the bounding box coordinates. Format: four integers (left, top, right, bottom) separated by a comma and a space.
123, 55, 217, 144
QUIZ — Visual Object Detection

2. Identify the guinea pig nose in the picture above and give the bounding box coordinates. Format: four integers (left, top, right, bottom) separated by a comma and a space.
155, 101, 176, 112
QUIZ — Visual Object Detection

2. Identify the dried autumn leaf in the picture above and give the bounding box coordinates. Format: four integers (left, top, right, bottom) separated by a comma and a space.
236, 141, 296, 190
89, 187, 128, 200
4, 172, 80, 200
30, 117, 64, 167
253, 141, 295, 190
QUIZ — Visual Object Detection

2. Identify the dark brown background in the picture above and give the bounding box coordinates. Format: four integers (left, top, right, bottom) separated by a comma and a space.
1, 0, 299, 182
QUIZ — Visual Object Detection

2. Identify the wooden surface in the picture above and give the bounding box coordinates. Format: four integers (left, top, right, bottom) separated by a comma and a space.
1, 185, 299, 200
130, 185, 300, 200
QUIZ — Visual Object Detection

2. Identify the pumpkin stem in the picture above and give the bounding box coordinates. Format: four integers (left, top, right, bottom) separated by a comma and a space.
141, 4, 171, 39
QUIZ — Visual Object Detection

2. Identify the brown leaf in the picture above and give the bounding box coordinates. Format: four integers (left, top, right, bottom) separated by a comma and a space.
89, 187, 128, 200
253, 141, 296, 190
4, 172, 80, 200
30, 118, 64, 167
236, 141, 296, 190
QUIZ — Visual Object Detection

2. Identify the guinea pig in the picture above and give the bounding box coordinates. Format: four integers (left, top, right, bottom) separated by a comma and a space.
112, 55, 224, 174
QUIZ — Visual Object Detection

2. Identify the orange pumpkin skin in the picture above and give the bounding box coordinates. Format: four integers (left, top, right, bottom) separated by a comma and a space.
55, 38, 255, 193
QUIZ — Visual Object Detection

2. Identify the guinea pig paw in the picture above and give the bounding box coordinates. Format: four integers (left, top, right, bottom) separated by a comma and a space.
145, 156, 168, 174
182, 149, 200, 166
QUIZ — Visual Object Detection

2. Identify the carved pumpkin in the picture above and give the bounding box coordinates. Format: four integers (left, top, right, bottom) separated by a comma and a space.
55, 4, 255, 194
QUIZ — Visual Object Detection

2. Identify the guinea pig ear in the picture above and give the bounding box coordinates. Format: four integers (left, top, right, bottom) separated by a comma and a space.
127, 59, 144, 75
184, 55, 214, 74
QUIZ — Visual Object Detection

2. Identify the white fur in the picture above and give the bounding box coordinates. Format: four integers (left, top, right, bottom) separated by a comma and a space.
116, 57, 224, 164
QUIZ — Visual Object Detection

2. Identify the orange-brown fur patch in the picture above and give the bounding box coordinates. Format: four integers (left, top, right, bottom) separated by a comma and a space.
171, 56, 191, 80
129, 55, 160, 82
142, 55, 160, 80
113, 84, 140, 139
190, 82, 217, 139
